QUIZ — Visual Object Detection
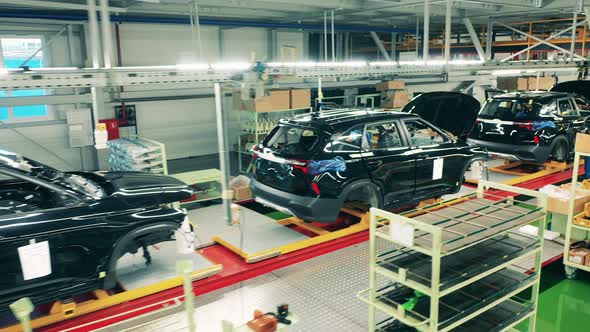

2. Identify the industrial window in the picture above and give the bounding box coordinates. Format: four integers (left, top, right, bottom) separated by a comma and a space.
0, 37, 47, 122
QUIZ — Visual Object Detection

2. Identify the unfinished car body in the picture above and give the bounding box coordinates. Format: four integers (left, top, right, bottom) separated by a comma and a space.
0, 150, 192, 310
468, 91, 587, 163
251, 92, 487, 223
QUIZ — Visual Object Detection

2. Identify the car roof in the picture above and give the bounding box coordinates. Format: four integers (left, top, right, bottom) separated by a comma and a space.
280, 108, 418, 133
493, 91, 572, 103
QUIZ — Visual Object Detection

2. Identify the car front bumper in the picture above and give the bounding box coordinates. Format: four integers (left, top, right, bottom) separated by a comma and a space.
251, 179, 342, 223
467, 139, 551, 163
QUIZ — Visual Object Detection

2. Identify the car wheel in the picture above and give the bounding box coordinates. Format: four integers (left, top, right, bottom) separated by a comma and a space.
342, 182, 382, 209
552, 141, 568, 162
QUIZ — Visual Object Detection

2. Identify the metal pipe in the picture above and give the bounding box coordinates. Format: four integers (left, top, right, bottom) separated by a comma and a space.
526, 20, 533, 61
214, 83, 231, 226
444, 0, 452, 64
423, 0, 430, 62
463, 18, 485, 62
99, 0, 113, 68
498, 21, 586, 62
416, 16, 420, 57
193, 0, 203, 61
570, 10, 579, 61
582, 21, 587, 58
324, 11, 328, 61
331, 10, 335, 62
86, 0, 100, 68
19, 26, 67, 67
370, 31, 392, 61
66, 25, 75, 66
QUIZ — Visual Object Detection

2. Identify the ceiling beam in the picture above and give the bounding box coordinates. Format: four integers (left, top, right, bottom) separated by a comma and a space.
0, 0, 128, 12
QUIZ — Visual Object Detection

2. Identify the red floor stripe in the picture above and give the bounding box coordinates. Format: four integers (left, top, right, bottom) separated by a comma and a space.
39, 166, 584, 331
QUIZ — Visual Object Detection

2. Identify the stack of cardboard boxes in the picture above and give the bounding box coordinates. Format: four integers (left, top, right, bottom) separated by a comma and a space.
496, 76, 554, 91
234, 89, 311, 112
377, 80, 410, 109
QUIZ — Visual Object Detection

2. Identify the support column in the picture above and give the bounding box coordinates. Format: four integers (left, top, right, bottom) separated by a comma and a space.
214, 83, 232, 226
423, 0, 430, 62
485, 18, 493, 60
86, 0, 101, 68
444, 0, 452, 64
98, 0, 113, 68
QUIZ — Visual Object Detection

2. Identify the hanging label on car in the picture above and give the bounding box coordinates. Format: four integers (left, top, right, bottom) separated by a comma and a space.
433, 158, 444, 180
18, 241, 52, 280
390, 220, 414, 247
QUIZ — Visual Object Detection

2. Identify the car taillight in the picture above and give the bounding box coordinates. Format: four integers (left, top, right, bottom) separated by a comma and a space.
290, 159, 309, 174
533, 135, 540, 144
517, 122, 533, 130
251, 145, 260, 161
311, 182, 321, 195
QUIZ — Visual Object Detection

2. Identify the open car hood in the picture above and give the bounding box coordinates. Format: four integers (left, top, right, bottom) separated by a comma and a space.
550, 80, 590, 100
401, 91, 481, 137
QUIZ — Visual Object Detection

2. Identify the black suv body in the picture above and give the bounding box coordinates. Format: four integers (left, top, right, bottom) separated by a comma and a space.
0, 150, 192, 309
251, 92, 487, 222
468, 91, 587, 163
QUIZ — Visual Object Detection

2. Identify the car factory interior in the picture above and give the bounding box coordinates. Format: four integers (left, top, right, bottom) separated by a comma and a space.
4, 0, 590, 331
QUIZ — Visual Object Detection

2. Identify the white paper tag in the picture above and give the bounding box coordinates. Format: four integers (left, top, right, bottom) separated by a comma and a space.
433, 158, 444, 180
390, 220, 414, 247
18, 241, 52, 280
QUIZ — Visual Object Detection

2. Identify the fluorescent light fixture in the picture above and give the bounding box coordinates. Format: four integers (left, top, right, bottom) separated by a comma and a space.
35, 67, 79, 71
210, 62, 251, 70
113, 65, 177, 71
176, 63, 210, 71
491, 69, 523, 76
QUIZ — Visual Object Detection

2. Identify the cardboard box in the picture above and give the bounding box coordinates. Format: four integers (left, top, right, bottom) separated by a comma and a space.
517, 77, 529, 91
376, 80, 405, 91
242, 96, 273, 113
233, 185, 252, 201
546, 183, 590, 215
269, 90, 290, 111
381, 90, 410, 109
496, 76, 531, 91
290, 89, 311, 109
528, 76, 554, 90
568, 248, 590, 265
575, 133, 590, 154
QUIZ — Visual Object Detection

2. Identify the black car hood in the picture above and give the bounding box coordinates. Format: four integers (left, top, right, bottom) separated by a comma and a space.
401, 92, 481, 137
93, 172, 193, 205
550, 80, 590, 100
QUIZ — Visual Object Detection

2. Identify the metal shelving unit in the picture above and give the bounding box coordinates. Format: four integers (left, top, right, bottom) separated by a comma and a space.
237, 107, 310, 173
359, 180, 548, 332
563, 151, 590, 278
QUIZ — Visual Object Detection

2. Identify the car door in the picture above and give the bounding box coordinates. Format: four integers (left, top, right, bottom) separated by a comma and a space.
401, 118, 465, 195
557, 98, 585, 152
361, 120, 416, 207
0, 171, 104, 305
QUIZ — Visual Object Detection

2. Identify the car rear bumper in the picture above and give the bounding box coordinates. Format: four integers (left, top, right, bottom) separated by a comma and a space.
251, 179, 342, 223
467, 139, 550, 163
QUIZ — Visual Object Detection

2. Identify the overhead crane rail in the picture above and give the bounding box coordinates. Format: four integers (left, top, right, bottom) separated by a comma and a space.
0, 60, 584, 90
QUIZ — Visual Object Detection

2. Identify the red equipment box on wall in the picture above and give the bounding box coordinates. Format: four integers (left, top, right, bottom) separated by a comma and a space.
99, 119, 120, 140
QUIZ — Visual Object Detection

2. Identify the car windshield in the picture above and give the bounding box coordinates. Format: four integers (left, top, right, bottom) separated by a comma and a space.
0, 149, 103, 199
479, 99, 541, 121
264, 124, 322, 158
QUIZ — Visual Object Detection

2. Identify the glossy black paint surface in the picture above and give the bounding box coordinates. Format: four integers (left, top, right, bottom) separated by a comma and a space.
252, 103, 486, 222
469, 91, 587, 163
0, 152, 192, 310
